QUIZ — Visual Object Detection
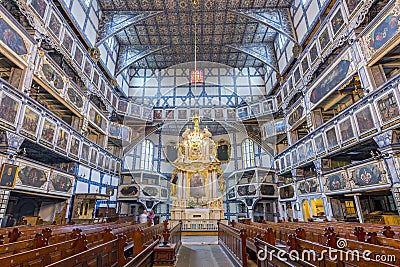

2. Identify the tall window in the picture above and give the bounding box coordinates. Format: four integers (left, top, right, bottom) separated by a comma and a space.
242, 138, 255, 168
140, 139, 154, 170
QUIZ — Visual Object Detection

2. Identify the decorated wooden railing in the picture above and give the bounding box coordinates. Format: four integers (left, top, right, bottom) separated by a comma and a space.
217, 221, 247, 267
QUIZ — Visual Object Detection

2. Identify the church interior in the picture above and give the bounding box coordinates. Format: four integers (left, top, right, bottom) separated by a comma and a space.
0, 0, 399, 266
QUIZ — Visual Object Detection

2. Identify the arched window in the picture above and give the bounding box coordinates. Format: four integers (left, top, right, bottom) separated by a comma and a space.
140, 140, 154, 170
242, 138, 255, 168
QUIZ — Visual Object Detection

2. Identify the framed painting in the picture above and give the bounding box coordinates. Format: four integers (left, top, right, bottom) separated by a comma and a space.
92, 70, 100, 88
330, 7, 345, 35
314, 134, 326, 155
374, 90, 400, 128
49, 173, 73, 193
120, 126, 130, 140
283, 84, 289, 98
47, 11, 62, 39
18, 164, 48, 188
90, 148, 98, 165
0, 91, 20, 129
325, 126, 339, 150
318, 27, 331, 51
298, 144, 306, 162
237, 106, 248, 119
0, 163, 18, 189
61, 29, 74, 54
69, 136, 80, 158
354, 105, 376, 136
215, 108, 224, 120
98, 153, 105, 169
305, 140, 314, 159
367, 13, 399, 52
131, 104, 141, 117
84, 58, 92, 78
288, 77, 293, 92
106, 88, 112, 101
294, 67, 301, 84
66, 86, 84, 112
309, 43, 319, 63
339, 117, 355, 143
20, 106, 41, 139
41, 62, 64, 92
56, 127, 69, 152
287, 104, 305, 128
280, 157, 285, 171
250, 103, 261, 116
81, 142, 90, 163
166, 109, 175, 120
227, 108, 236, 120
104, 156, 110, 170
301, 56, 309, 74
99, 79, 106, 94
88, 104, 108, 133
112, 95, 117, 109
30, 0, 48, 19
217, 140, 231, 163
0, 17, 28, 56
142, 107, 152, 120
285, 153, 291, 168
279, 185, 295, 199
202, 108, 211, 118
346, 0, 362, 15
118, 100, 128, 114
73, 45, 84, 67
276, 93, 282, 106
177, 109, 187, 120
263, 100, 273, 112
40, 118, 56, 146
291, 150, 298, 165
109, 123, 120, 138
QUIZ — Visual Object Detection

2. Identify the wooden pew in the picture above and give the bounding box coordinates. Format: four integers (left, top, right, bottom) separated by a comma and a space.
218, 221, 247, 267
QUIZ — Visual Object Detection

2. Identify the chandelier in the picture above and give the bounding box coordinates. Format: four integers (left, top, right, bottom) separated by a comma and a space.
173, 117, 220, 172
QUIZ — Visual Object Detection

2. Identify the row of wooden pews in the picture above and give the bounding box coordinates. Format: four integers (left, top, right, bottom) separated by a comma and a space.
222, 220, 400, 267
0, 219, 182, 267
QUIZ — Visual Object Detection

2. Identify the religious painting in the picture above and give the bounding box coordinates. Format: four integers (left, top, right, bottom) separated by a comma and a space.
276, 94, 282, 106
237, 185, 256, 196
190, 172, 206, 198
0, 18, 27, 55
238, 106, 248, 119
375, 91, 400, 126
227, 108, 236, 120
81, 143, 90, 162
0, 163, 18, 189
298, 179, 319, 194
106, 88, 112, 101
352, 163, 384, 187
98, 153, 105, 169
73, 46, 84, 66
314, 134, 326, 154
61, 30, 73, 54
104, 156, 110, 170
280, 157, 285, 170
178, 109, 187, 120
69, 136, 80, 158
84, 58, 92, 78
166, 109, 175, 120
120, 127, 129, 140
40, 118, 56, 145
331, 8, 345, 35
275, 120, 285, 133
305, 140, 314, 159
287, 105, 304, 128
142, 186, 159, 197
263, 100, 273, 112
368, 14, 399, 51
326, 127, 339, 150
20, 106, 40, 139
41, 63, 64, 92
217, 140, 231, 163
119, 185, 139, 197
215, 108, 224, 120
131, 104, 141, 117
346, 0, 361, 15
99, 79, 106, 94
327, 173, 346, 191
88, 105, 107, 133
355, 105, 375, 135
18, 165, 47, 188
319, 27, 331, 51
56, 127, 69, 151
310, 60, 351, 105
109, 123, 120, 138
48, 12, 61, 38
202, 109, 211, 118
161, 188, 168, 198
339, 118, 355, 143
309, 43, 318, 63
0, 91, 20, 128
112, 96, 117, 109
279, 185, 295, 199
30, 0, 47, 18
153, 109, 162, 120
66, 86, 84, 111
291, 150, 298, 165
142, 107, 152, 120
282, 84, 288, 98
301, 56, 309, 74
118, 100, 128, 114
260, 184, 275, 196
285, 154, 291, 168
250, 103, 261, 116
90, 148, 98, 165
294, 67, 301, 84
49, 173, 73, 193
92, 70, 99, 88
298, 144, 306, 162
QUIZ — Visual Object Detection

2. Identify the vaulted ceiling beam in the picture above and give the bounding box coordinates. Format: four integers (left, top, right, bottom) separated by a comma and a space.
96, 11, 163, 47
115, 45, 168, 76
226, 44, 279, 73
231, 9, 297, 44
